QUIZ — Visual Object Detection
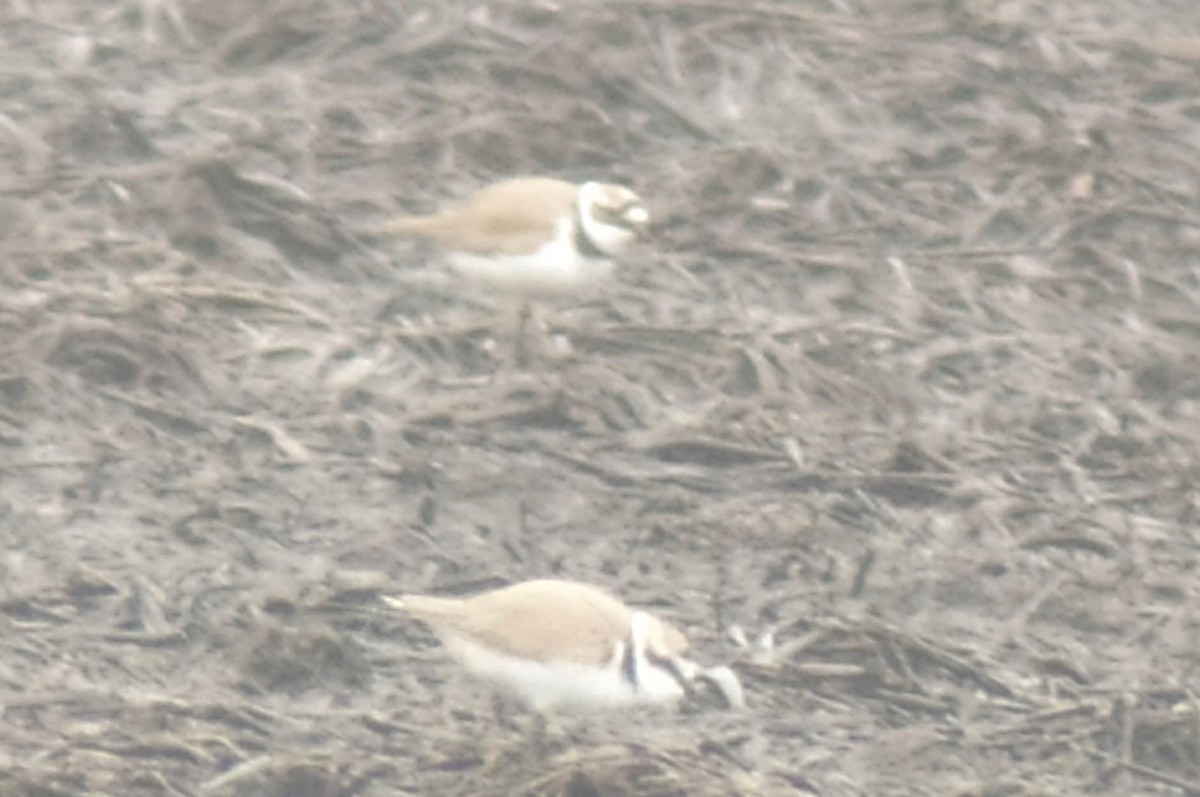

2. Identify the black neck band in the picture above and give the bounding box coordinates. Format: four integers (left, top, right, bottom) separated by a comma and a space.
620, 637, 639, 691
573, 201, 607, 259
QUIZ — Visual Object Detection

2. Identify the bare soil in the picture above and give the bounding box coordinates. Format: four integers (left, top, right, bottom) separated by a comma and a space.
2, 1, 1200, 795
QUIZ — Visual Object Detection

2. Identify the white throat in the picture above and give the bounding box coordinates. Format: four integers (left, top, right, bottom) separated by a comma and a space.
576, 181, 636, 257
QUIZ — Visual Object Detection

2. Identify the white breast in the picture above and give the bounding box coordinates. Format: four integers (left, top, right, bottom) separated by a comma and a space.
440, 633, 686, 712
445, 219, 615, 299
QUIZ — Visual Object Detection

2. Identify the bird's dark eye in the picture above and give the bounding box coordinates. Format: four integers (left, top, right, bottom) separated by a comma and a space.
588, 197, 647, 232
596, 204, 625, 223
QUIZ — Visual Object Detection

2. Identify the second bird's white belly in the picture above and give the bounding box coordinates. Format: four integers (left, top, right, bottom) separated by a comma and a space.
441, 633, 685, 712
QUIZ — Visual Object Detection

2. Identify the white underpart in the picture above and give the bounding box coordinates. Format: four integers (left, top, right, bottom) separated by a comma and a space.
447, 217, 615, 300
438, 621, 686, 712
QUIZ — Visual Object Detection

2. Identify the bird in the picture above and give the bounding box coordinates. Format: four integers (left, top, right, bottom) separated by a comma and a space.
380, 177, 650, 362
383, 177, 649, 298
383, 578, 698, 712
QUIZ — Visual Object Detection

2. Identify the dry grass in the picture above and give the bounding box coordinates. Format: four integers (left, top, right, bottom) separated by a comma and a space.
2, 0, 1200, 795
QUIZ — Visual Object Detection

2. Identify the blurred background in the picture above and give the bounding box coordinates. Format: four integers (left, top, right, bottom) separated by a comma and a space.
2, 1, 1199, 795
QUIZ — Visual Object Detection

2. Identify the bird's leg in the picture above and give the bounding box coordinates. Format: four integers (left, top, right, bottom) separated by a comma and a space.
520, 710, 568, 764
490, 691, 523, 732
490, 297, 529, 372
515, 300, 533, 368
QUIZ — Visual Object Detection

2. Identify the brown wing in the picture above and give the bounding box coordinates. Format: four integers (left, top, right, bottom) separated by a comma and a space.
385, 177, 577, 256
398, 579, 632, 667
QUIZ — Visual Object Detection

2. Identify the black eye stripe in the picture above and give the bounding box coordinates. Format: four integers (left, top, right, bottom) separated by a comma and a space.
646, 649, 688, 688
595, 200, 641, 216
592, 204, 644, 233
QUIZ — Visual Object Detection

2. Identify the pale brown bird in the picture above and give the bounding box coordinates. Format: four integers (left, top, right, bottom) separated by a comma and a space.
383, 177, 648, 297
384, 579, 697, 712
382, 177, 650, 362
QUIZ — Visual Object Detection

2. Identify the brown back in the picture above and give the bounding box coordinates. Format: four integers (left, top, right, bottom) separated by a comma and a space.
398, 579, 686, 667
385, 177, 578, 256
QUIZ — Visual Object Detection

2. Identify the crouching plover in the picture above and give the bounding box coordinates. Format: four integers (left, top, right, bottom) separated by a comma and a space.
384, 579, 697, 712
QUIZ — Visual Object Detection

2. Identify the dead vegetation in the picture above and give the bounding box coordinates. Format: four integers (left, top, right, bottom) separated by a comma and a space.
2, 0, 1200, 795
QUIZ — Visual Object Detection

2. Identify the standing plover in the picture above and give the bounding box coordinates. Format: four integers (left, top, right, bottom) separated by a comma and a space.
382, 177, 649, 362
